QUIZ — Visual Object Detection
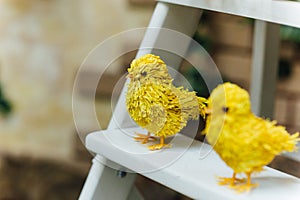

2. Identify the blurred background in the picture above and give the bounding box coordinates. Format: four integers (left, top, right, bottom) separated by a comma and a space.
0, 0, 299, 199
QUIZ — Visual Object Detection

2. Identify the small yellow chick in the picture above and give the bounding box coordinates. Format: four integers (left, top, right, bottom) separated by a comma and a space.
203, 82, 299, 192
126, 54, 207, 150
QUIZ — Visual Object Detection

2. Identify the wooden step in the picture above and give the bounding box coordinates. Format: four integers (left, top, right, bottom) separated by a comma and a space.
86, 127, 300, 200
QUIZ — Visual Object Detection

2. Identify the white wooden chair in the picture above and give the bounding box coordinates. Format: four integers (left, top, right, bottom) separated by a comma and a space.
78, 1, 300, 199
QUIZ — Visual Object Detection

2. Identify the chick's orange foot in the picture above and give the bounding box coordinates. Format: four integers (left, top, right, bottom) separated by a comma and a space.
148, 143, 171, 151
148, 136, 171, 151
218, 173, 245, 186
134, 132, 156, 144
219, 172, 258, 193
231, 172, 258, 193
231, 181, 258, 193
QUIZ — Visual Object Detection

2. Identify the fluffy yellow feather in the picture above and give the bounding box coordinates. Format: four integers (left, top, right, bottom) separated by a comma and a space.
126, 54, 207, 150
203, 82, 299, 192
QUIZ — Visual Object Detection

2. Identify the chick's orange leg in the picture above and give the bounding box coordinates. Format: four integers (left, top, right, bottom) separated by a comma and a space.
218, 173, 245, 187
231, 172, 258, 193
148, 136, 171, 151
134, 131, 156, 144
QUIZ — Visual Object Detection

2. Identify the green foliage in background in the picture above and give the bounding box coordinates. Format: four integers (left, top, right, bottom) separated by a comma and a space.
0, 82, 12, 117
183, 67, 210, 98
181, 14, 213, 98
281, 25, 300, 44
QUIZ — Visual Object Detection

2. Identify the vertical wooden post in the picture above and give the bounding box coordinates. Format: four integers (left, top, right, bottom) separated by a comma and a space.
250, 20, 280, 118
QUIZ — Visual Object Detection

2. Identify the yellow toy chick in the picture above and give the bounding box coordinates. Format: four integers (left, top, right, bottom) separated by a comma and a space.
203, 82, 299, 192
126, 54, 207, 150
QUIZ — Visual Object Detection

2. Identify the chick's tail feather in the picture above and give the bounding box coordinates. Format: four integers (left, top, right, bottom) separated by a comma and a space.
197, 96, 208, 119
284, 132, 300, 152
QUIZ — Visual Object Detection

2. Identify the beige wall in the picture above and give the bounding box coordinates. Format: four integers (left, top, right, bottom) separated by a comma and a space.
0, 0, 153, 160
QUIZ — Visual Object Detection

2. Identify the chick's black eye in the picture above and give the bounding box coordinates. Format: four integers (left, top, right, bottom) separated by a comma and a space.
141, 71, 147, 76
222, 106, 229, 113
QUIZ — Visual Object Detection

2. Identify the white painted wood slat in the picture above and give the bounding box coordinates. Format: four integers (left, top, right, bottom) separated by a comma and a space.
160, 0, 300, 28
86, 127, 300, 200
